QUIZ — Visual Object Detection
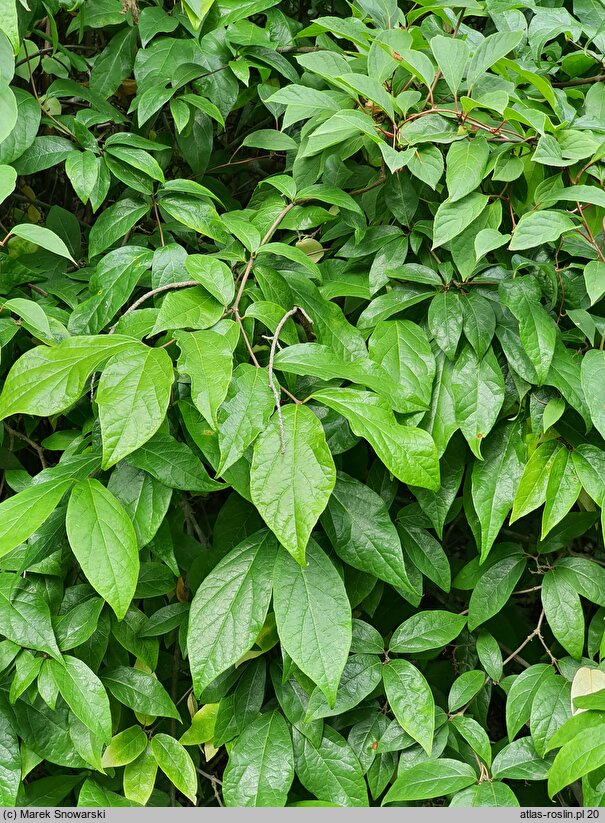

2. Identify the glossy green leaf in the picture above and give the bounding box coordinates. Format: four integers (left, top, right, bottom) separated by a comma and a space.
188, 531, 278, 696
223, 712, 294, 807
273, 538, 351, 706
382, 660, 434, 755
314, 388, 439, 491
250, 404, 336, 565
66, 479, 139, 620
97, 346, 173, 469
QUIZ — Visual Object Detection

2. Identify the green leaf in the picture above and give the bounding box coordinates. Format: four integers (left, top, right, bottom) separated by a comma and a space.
446, 138, 489, 203
384, 759, 477, 803
102, 727, 148, 768
0, 576, 61, 660
292, 725, 368, 807
3, 297, 52, 341
175, 330, 232, 429
217, 364, 275, 475
461, 292, 496, 358
530, 676, 571, 758
0, 163, 16, 205
0, 336, 137, 419
447, 669, 485, 716
0, 694, 20, 806
583, 261, 605, 306
65, 150, 101, 206
428, 292, 463, 360
581, 350, 605, 440
467, 31, 524, 87
88, 199, 150, 258
123, 745, 157, 806
471, 420, 526, 560
97, 346, 173, 469
313, 388, 439, 491
273, 538, 351, 707
128, 431, 222, 493
187, 531, 278, 696
430, 35, 469, 96
432, 192, 489, 249
180, 704, 218, 746
541, 569, 585, 659
548, 723, 605, 798
102, 667, 179, 720
468, 550, 526, 631
452, 345, 504, 458
541, 449, 581, 538
491, 737, 553, 780
368, 320, 436, 411
509, 210, 576, 251
151, 734, 197, 804
506, 665, 557, 741
382, 659, 434, 755
450, 781, 519, 807
321, 472, 412, 591
151, 286, 224, 334
49, 656, 112, 744
500, 278, 557, 384
11, 223, 75, 262
0, 477, 73, 559
66, 479, 139, 620
511, 440, 561, 522
185, 255, 235, 305
305, 654, 382, 720
250, 404, 336, 565
389, 610, 467, 653
450, 715, 491, 765
223, 712, 294, 807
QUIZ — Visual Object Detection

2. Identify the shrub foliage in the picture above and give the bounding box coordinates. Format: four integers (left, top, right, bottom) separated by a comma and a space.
1, 0, 605, 808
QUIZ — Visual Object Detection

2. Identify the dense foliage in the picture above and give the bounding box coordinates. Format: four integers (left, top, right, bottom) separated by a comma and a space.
1, 0, 605, 808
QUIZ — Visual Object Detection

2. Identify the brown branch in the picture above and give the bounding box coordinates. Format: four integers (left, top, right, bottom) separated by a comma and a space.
4, 423, 48, 469
553, 73, 605, 87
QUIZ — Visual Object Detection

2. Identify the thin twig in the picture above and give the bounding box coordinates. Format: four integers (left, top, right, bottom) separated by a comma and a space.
153, 200, 165, 247
231, 202, 296, 313
109, 281, 199, 333
267, 306, 313, 453
501, 610, 555, 668
4, 422, 48, 468
553, 73, 605, 87
196, 767, 223, 806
